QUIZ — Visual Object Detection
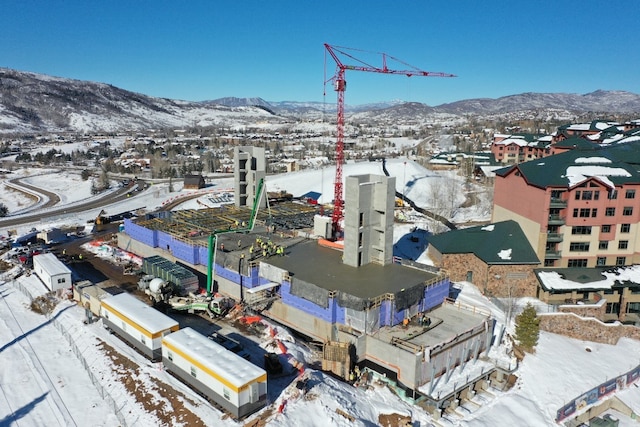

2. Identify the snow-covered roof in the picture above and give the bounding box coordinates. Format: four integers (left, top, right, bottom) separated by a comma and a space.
101, 292, 179, 333
162, 327, 266, 390
537, 265, 640, 291
33, 253, 71, 276
564, 165, 631, 188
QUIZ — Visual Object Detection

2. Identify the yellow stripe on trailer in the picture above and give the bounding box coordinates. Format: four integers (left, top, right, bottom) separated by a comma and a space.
101, 300, 179, 339
163, 339, 241, 392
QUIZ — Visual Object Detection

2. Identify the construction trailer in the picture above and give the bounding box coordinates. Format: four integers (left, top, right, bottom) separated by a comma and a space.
73, 280, 115, 317
101, 292, 179, 361
161, 327, 267, 419
32, 253, 72, 291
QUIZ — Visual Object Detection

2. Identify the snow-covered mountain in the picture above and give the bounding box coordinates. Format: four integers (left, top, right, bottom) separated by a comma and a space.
1, 67, 639, 134
436, 90, 640, 115
0, 68, 285, 133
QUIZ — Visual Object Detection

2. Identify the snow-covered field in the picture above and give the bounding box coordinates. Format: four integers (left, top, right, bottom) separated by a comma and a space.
2, 269, 639, 427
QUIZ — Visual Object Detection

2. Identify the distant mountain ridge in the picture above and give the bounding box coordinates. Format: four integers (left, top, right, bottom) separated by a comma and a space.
0, 67, 639, 134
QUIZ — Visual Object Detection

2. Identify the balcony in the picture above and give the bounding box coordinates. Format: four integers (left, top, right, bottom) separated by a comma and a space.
549, 197, 567, 208
545, 250, 562, 259
546, 233, 563, 243
547, 215, 565, 225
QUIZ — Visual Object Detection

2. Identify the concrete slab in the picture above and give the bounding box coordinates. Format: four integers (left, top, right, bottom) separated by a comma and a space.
372, 304, 489, 349
263, 239, 438, 299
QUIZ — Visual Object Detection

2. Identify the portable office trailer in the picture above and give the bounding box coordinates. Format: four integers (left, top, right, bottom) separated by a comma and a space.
73, 281, 114, 317
162, 327, 267, 419
32, 253, 72, 291
101, 293, 179, 361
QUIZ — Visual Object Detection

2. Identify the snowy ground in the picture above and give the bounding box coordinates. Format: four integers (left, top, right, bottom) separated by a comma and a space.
2, 267, 640, 426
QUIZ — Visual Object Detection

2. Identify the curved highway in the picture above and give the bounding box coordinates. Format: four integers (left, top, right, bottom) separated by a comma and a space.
0, 179, 147, 229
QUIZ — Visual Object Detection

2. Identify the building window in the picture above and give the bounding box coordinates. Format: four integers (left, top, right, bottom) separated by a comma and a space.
608, 190, 618, 200
618, 240, 629, 250
190, 366, 197, 378
168, 352, 173, 361
579, 208, 591, 218
594, 191, 600, 200
627, 302, 640, 314
574, 191, 580, 200
623, 207, 633, 216
598, 241, 609, 250
621, 223, 631, 233
573, 208, 578, 218
571, 226, 592, 235
606, 302, 619, 314
616, 257, 626, 266
57, 278, 66, 284
544, 259, 556, 267
591, 208, 598, 217
625, 189, 636, 199
605, 207, 616, 216
568, 259, 588, 268
602, 225, 611, 233
581, 190, 593, 200
359, 212, 364, 227
223, 387, 231, 400
596, 257, 606, 266
569, 242, 590, 252
141, 335, 146, 345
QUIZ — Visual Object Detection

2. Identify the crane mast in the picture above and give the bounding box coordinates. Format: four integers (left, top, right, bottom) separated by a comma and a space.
324, 43, 456, 238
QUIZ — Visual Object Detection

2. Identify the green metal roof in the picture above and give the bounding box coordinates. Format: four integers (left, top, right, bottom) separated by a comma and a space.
428, 220, 540, 264
553, 137, 597, 149
494, 144, 640, 188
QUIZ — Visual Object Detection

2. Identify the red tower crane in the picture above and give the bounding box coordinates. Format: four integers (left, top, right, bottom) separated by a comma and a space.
324, 43, 456, 238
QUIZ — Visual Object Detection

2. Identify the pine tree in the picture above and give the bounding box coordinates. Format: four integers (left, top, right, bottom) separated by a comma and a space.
515, 302, 540, 353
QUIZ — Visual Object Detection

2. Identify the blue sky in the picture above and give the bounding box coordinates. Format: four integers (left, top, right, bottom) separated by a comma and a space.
2, 1, 638, 106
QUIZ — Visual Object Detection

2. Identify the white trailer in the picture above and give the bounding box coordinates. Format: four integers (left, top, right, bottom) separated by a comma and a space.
101, 293, 179, 361
161, 327, 267, 419
32, 253, 72, 291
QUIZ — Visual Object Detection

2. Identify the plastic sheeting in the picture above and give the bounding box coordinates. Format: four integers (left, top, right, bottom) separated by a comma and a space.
394, 284, 426, 311
259, 262, 286, 284
345, 306, 380, 333
336, 291, 369, 311
290, 277, 330, 308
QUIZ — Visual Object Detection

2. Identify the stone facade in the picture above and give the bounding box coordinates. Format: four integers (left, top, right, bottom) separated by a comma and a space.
539, 312, 640, 345
558, 301, 607, 321
429, 249, 538, 297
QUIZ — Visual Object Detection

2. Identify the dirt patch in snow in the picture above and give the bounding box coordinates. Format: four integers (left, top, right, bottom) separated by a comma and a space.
97, 340, 206, 426
378, 412, 412, 427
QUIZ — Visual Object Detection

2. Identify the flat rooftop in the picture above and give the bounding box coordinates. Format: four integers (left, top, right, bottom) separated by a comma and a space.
373, 303, 489, 349
264, 239, 438, 299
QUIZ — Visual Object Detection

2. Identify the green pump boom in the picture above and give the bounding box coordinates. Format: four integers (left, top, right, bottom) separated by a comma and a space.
205, 178, 265, 296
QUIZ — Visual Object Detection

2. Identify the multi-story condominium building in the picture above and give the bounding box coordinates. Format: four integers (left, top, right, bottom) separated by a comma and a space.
490, 133, 550, 165
493, 142, 640, 268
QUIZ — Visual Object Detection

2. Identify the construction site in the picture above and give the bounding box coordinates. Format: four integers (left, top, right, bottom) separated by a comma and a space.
115, 139, 503, 418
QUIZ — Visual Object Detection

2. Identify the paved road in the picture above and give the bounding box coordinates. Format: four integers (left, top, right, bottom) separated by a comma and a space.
0, 180, 146, 229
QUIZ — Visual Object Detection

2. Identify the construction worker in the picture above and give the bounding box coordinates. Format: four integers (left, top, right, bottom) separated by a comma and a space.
402, 317, 409, 329
249, 245, 254, 254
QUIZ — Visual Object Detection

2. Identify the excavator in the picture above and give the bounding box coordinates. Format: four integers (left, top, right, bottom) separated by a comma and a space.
94, 209, 110, 231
